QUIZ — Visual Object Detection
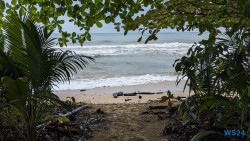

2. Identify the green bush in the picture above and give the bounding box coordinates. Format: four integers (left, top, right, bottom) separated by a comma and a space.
175, 30, 250, 140
0, 13, 94, 141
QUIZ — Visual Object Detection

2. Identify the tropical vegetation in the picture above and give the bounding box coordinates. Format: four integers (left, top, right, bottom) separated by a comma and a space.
0, 0, 250, 140
0, 13, 93, 140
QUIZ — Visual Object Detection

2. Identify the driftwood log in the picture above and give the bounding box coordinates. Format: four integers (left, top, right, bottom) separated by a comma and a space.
112, 92, 188, 100
113, 91, 162, 98
123, 92, 137, 96
137, 92, 155, 95
175, 96, 186, 101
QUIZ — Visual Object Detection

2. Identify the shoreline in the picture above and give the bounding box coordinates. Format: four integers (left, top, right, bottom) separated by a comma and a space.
54, 81, 191, 104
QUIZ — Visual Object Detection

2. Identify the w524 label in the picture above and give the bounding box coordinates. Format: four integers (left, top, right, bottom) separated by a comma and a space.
224, 129, 246, 136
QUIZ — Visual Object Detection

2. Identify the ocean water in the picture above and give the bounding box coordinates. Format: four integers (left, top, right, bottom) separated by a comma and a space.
53, 32, 208, 90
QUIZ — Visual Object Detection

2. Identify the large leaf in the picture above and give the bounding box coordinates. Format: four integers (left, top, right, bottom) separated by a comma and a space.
1, 76, 29, 100
1, 76, 29, 114
3, 14, 94, 94
0, 34, 3, 51
191, 131, 225, 141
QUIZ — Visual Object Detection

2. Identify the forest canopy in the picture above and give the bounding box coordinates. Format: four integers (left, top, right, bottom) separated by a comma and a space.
1, 0, 250, 140
1, 0, 250, 45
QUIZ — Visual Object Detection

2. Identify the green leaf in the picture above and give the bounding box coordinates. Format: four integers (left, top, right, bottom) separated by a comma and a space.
90, 9, 97, 15
175, 62, 182, 72
29, 6, 37, 14
72, 32, 76, 37
59, 20, 65, 24
96, 21, 103, 28
124, 30, 128, 35
191, 131, 224, 141
248, 86, 250, 97
1, 76, 29, 113
19, 7, 26, 16
1, 76, 29, 100
86, 33, 91, 41
86, 18, 94, 27
96, 0, 103, 3
127, 0, 134, 5
11, 0, 17, 5
65, 0, 73, 5
105, 16, 113, 24
57, 116, 69, 124
96, 2, 103, 10
137, 36, 142, 42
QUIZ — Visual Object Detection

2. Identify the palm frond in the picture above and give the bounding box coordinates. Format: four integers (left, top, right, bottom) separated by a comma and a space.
0, 33, 3, 51
3, 14, 94, 93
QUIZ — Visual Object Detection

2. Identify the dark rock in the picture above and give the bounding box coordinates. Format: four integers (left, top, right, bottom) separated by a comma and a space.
69, 115, 76, 121
125, 99, 132, 101
96, 108, 105, 114
116, 92, 124, 96
139, 95, 142, 99
113, 92, 123, 98
113, 93, 118, 98
80, 89, 86, 91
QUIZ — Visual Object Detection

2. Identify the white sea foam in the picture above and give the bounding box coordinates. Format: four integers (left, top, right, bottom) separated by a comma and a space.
54, 42, 193, 57
54, 74, 185, 90
52, 42, 191, 90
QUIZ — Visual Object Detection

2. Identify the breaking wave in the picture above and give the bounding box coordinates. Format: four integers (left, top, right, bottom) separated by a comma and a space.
53, 42, 193, 57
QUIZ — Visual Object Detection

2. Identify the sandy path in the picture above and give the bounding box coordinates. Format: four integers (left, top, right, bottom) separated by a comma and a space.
54, 81, 189, 140
87, 102, 173, 141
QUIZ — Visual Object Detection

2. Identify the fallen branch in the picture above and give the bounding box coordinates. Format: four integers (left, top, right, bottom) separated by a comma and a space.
148, 105, 168, 110
125, 99, 132, 101
175, 96, 186, 101
36, 105, 88, 129
59, 105, 88, 117
113, 91, 163, 98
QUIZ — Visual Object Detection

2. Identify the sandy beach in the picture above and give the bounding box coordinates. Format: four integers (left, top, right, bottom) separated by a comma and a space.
55, 81, 191, 104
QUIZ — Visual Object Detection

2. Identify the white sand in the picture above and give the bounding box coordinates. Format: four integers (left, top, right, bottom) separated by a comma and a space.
54, 81, 192, 104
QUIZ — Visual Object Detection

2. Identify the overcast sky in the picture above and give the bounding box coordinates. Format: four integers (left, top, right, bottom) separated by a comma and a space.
59, 16, 177, 33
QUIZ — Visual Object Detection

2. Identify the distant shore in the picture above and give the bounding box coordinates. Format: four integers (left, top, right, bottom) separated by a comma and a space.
54, 81, 191, 104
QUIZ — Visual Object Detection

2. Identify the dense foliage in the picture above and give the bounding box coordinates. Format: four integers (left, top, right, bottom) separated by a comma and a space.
1, 0, 250, 140
0, 13, 93, 140
0, 0, 145, 46
1, 0, 250, 44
